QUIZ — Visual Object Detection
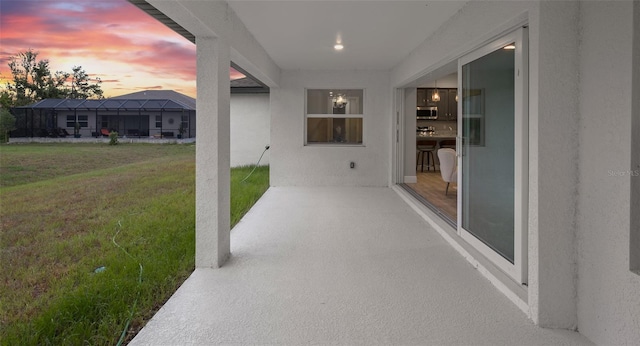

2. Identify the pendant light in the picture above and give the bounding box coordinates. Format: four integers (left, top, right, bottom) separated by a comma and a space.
432, 80, 440, 102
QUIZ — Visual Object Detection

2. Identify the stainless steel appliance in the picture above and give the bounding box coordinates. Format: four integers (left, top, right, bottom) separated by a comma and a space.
417, 106, 438, 120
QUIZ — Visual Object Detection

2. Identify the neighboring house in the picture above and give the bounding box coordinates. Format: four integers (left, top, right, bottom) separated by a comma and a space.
130, 1, 639, 345
10, 88, 270, 166
11, 90, 196, 139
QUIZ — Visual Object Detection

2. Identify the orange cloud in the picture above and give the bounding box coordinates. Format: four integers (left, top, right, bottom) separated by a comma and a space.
0, 0, 198, 98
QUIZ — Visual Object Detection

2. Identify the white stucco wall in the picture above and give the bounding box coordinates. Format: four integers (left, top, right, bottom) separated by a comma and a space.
230, 93, 270, 167
530, 0, 581, 329
632, 0, 640, 275
392, 0, 639, 343
270, 70, 390, 187
576, 2, 640, 344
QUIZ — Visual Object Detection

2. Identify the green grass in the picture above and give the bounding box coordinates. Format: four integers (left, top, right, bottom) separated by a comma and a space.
0, 143, 269, 345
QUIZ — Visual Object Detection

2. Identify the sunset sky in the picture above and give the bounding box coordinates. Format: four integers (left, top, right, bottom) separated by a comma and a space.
0, 0, 244, 98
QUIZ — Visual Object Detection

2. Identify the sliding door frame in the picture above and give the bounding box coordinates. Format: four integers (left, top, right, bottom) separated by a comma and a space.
456, 27, 529, 284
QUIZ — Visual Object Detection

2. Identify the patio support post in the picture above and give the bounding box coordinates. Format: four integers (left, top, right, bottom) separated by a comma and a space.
195, 36, 231, 268
138, 109, 142, 138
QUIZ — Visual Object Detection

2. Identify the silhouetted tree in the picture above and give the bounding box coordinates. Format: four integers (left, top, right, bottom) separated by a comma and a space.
69, 66, 103, 99
1, 49, 103, 107
0, 107, 16, 143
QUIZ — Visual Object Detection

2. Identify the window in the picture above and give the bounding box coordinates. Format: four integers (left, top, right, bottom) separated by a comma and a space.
181, 115, 189, 130
306, 89, 363, 145
155, 116, 162, 128
66, 115, 88, 128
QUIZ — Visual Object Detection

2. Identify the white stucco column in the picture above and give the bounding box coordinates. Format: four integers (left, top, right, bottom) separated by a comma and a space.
195, 36, 231, 268
528, 0, 580, 328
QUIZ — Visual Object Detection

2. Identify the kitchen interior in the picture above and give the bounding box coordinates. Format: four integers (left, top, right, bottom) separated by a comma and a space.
405, 72, 458, 225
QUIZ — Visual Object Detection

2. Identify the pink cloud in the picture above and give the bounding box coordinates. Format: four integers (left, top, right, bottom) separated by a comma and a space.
0, 0, 198, 97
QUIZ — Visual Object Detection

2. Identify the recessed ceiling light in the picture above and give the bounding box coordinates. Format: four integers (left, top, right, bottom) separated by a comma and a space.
504, 44, 516, 50
334, 43, 344, 51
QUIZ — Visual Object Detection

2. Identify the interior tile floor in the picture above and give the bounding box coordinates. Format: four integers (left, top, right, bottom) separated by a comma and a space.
131, 186, 591, 345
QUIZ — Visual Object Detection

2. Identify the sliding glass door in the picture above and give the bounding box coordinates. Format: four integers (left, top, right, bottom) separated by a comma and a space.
457, 28, 528, 283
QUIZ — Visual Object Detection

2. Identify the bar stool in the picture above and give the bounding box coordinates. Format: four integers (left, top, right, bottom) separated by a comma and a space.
416, 140, 437, 172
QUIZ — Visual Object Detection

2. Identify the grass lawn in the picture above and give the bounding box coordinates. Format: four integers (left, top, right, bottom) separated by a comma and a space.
0, 143, 269, 345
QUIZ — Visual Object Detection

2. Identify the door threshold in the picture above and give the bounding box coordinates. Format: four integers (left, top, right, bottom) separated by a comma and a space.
399, 183, 456, 228
393, 185, 529, 313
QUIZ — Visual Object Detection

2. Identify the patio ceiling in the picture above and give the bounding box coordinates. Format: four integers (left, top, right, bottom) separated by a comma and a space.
130, 0, 467, 72
227, 0, 467, 71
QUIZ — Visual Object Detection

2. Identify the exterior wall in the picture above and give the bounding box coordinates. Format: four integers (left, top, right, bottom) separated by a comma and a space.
632, 0, 640, 274
403, 88, 417, 183
576, 1, 640, 344
150, 112, 181, 137
270, 70, 390, 187
230, 93, 270, 167
55, 111, 97, 137
530, 0, 581, 329
392, 0, 640, 343
393, 0, 577, 327
53, 110, 192, 138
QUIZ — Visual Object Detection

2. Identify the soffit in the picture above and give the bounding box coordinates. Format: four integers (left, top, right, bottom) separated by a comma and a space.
227, 0, 467, 71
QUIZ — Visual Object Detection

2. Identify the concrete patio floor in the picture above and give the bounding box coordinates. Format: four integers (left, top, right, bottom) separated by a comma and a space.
131, 186, 592, 345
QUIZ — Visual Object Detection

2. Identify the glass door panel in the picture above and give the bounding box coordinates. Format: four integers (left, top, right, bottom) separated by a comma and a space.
461, 46, 515, 262
457, 28, 527, 283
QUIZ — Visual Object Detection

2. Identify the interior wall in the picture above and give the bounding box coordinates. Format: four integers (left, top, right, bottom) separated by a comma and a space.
270, 70, 390, 187
230, 93, 270, 167
576, 1, 640, 344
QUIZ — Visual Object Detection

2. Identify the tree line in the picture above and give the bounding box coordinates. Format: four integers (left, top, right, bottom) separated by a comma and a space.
0, 49, 105, 142
0, 49, 104, 109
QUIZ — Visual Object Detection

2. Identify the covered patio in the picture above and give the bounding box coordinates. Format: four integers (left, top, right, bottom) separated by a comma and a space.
128, 0, 639, 344
131, 187, 590, 345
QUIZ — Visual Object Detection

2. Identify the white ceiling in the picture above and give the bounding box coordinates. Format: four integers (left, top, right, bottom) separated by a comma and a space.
227, 1, 467, 71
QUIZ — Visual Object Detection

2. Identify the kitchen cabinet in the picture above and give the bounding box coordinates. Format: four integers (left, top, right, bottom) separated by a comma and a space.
442, 89, 458, 121
417, 88, 458, 120
417, 88, 428, 107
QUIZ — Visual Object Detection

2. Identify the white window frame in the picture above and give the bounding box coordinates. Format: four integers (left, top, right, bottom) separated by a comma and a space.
304, 88, 365, 146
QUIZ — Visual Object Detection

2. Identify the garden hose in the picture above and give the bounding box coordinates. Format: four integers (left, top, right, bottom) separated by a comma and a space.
240, 145, 270, 183
112, 220, 144, 346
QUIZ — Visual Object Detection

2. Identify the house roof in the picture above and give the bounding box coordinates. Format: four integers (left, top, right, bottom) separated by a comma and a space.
14, 92, 196, 112
112, 90, 196, 109
230, 76, 269, 94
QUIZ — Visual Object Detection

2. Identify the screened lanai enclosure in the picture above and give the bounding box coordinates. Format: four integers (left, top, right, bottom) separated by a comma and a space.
11, 97, 196, 139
